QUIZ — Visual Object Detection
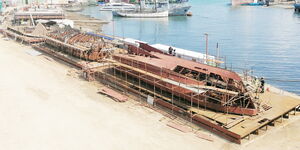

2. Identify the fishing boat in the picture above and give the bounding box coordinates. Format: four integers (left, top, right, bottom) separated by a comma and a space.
99, 2, 136, 11
113, 0, 191, 16
113, 0, 168, 18
115, 10, 168, 18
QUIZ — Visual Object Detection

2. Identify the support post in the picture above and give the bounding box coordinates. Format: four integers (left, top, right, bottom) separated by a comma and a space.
204, 33, 208, 64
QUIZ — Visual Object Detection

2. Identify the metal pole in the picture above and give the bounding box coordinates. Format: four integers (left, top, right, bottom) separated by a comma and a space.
216, 42, 219, 60
204, 33, 208, 64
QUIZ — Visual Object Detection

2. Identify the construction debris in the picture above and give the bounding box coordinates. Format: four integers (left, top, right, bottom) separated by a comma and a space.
31, 23, 48, 36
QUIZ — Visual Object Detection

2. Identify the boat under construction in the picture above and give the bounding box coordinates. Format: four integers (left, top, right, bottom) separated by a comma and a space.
1, 22, 300, 144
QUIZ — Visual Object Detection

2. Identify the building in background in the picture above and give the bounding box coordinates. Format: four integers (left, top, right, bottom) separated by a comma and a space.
0, 0, 90, 6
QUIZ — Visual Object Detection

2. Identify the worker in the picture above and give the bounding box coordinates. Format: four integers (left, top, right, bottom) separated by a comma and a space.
265, 0, 270, 6
168, 47, 173, 55
173, 49, 176, 56
260, 77, 265, 93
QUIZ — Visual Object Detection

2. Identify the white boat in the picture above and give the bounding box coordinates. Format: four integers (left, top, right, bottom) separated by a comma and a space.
115, 10, 169, 18
113, 0, 191, 17
113, 0, 168, 18
99, 3, 136, 11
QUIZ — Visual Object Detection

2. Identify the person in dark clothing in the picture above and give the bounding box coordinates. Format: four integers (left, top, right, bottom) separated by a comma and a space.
265, 0, 270, 6
260, 77, 265, 93
173, 49, 176, 56
168, 47, 173, 55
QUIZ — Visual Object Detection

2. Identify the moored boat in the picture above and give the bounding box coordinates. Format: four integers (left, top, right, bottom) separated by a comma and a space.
113, 0, 191, 16
115, 10, 168, 18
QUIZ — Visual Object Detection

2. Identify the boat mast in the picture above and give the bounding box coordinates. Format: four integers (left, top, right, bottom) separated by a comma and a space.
154, 0, 157, 12
140, 0, 142, 12
140, 0, 145, 12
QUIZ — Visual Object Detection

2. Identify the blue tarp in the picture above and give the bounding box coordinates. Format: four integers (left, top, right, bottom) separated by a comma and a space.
86, 32, 114, 41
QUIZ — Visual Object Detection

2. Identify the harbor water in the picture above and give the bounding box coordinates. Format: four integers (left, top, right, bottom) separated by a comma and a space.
81, 0, 300, 94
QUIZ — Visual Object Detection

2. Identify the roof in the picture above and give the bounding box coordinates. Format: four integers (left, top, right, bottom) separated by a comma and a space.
115, 52, 242, 81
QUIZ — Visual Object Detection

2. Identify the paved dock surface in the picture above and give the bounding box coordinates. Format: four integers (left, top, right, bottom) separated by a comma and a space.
0, 38, 299, 149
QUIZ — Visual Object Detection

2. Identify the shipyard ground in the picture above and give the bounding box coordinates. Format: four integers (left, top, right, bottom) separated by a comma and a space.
0, 38, 300, 150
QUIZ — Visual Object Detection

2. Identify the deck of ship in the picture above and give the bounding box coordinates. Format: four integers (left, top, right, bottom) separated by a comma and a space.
83, 60, 300, 144
192, 91, 300, 141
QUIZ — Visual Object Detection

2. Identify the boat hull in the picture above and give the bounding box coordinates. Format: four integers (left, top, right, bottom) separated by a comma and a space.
116, 11, 169, 18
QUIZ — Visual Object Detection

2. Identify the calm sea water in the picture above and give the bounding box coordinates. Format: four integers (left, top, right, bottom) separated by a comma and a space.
81, 0, 300, 94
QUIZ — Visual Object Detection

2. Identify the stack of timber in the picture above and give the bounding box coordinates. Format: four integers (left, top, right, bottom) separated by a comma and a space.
39, 26, 115, 61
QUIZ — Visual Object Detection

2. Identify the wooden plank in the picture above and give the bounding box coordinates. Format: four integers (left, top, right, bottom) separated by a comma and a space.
167, 122, 192, 133
99, 87, 128, 102
196, 132, 214, 142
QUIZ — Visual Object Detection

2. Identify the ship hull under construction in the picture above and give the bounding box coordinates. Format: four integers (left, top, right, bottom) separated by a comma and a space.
2, 25, 299, 144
